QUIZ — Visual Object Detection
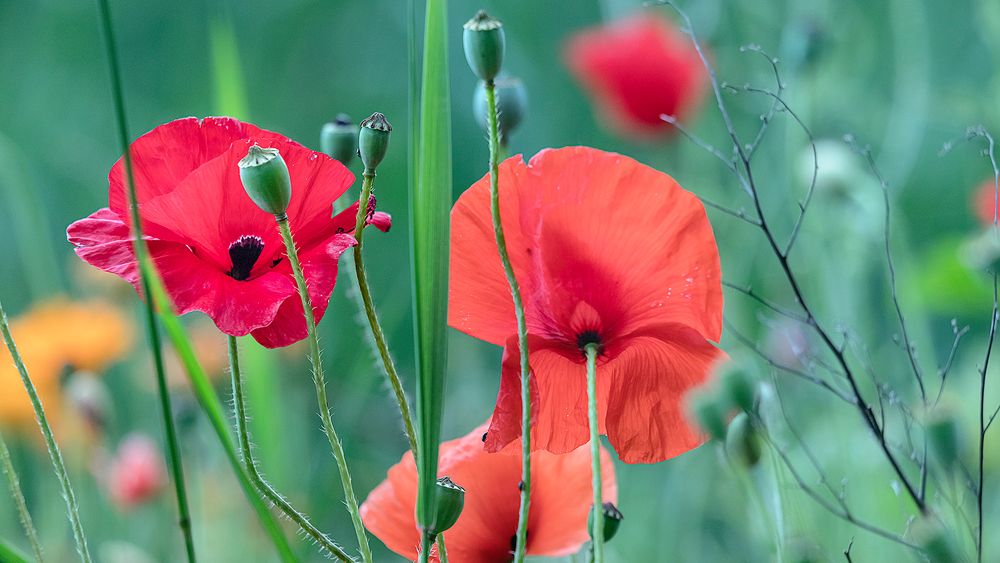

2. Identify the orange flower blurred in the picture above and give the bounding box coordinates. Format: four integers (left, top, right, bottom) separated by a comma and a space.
0, 298, 132, 431
362, 422, 617, 562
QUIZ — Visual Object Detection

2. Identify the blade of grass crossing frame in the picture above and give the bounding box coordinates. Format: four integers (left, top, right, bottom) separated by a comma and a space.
411, 0, 452, 554
0, 538, 30, 563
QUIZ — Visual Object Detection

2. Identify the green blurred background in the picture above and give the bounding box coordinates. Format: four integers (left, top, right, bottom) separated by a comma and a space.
2, 0, 1000, 561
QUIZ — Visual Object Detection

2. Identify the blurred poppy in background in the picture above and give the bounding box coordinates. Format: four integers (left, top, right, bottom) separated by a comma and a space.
106, 433, 166, 510
66, 117, 384, 348
565, 12, 707, 138
361, 422, 616, 562
449, 147, 724, 464
973, 177, 1000, 226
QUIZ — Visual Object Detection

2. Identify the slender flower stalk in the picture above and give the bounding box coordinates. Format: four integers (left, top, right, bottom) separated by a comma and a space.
584, 343, 604, 562
484, 78, 533, 562
227, 335, 355, 562
276, 217, 372, 563
0, 430, 43, 562
353, 170, 419, 455
95, 1, 196, 559
0, 300, 90, 562
437, 534, 449, 563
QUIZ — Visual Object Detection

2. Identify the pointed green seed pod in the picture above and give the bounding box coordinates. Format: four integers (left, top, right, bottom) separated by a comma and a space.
690, 390, 727, 442
358, 112, 392, 173
588, 502, 623, 543
718, 361, 757, 413
474, 76, 527, 145
321, 113, 359, 166
725, 412, 761, 467
431, 476, 465, 535
463, 10, 505, 83
238, 144, 291, 217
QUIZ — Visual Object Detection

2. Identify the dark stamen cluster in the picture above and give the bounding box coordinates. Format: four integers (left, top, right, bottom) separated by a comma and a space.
576, 329, 603, 355
227, 235, 265, 281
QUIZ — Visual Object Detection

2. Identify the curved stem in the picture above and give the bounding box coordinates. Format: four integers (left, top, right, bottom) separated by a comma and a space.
277, 218, 372, 563
585, 343, 604, 562
95, 0, 196, 557
0, 431, 42, 562
227, 335, 355, 562
353, 171, 419, 456
0, 300, 90, 562
485, 79, 533, 563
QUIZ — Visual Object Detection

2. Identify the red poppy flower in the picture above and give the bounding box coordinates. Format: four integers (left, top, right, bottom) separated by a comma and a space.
67, 117, 389, 348
361, 422, 617, 562
106, 434, 166, 510
974, 178, 999, 226
565, 13, 707, 138
449, 147, 723, 464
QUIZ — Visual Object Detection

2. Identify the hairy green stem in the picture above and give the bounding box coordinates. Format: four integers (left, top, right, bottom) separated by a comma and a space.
0, 431, 42, 562
95, 1, 197, 559
353, 171, 419, 456
227, 335, 354, 562
485, 79, 533, 562
437, 533, 449, 563
585, 343, 603, 562
0, 300, 90, 562
276, 218, 371, 563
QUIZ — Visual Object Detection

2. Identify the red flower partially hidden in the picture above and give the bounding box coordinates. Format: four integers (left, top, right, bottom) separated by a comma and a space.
973, 178, 1000, 226
68, 117, 389, 348
361, 423, 617, 562
566, 13, 707, 138
449, 147, 723, 463
107, 434, 166, 510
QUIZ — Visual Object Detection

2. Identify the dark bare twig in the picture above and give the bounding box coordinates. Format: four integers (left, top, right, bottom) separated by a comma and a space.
934, 320, 970, 407
843, 539, 854, 563
724, 281, 808, 324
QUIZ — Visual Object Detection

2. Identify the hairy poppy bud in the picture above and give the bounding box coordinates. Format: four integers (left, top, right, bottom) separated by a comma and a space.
912, 518, 961, 563
689, 390, 726, 442
358, 112, 392, 173
926, 405, 962, 469
431, 476, 465, 535
238, 144, 291, 217
718, 361, 756, 413
474, 76, 527, 145
588, 502, 623, 543
463, 10, 505, 83
725, 412, 761, 467
320, 114, 359, 166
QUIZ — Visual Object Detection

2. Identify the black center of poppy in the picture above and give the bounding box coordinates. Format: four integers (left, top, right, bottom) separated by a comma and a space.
576, 330, 603, 354
227, 235, 264, 281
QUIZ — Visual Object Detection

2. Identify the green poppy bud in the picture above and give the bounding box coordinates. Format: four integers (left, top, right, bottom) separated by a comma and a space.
474, 76, 527, 145
431, 476, 465, 535
320, 114, 359, 166
725, 412, 761, 467
913, 518, 961, 563
718, 362, 757, 413
463, 10, 505, 83
588, 502, 623, 543
358, 112, 392, 173
238, 144, 291, 217
926, 405, 962, 469
689, 390, 727, 442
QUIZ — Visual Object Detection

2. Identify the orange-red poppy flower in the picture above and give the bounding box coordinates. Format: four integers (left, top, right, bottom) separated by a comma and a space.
974, 178, 1000, 226
361, 423, 616, 562
0, 299, 131, 431
565, 13, 707, 138
449, 147, 723, 463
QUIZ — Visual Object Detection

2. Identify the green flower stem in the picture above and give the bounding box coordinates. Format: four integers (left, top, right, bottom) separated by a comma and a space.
0, 430, 42, 562
96, 1, 196, 559
437, 533, 449, 563
227, 335, 354, 562
276, 217, 372, 563
0, 300, 90, 562
353, 171, 418, 456
585, 343, 604, 562
0, 538, 30, 563
485, 79, 533, 563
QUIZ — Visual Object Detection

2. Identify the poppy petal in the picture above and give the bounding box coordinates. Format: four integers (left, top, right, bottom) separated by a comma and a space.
250, 232, 357, 348
67, 208, 142, 284
604, 324, 722, 464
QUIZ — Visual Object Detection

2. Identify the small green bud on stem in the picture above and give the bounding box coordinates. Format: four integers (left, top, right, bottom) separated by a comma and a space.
430, 476, 465, 536
588, 502, 623, 543
926, 405, 962, 469
358, 112, 392, 173
238, 144, 291, 217
690, 390, 727, 442
321, 113, 359, 166
463, 10, 505, 83
718, 361, 757, 413
725, 412, 761, 468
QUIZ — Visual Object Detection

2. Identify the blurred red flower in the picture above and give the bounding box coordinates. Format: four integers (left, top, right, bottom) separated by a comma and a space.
68, 117, 388, 348
565, 13, 707, 138
361, 422, 616, 562
108, 434, 166, 510
449, 147, 723, 464
974, 177, 1000, 226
